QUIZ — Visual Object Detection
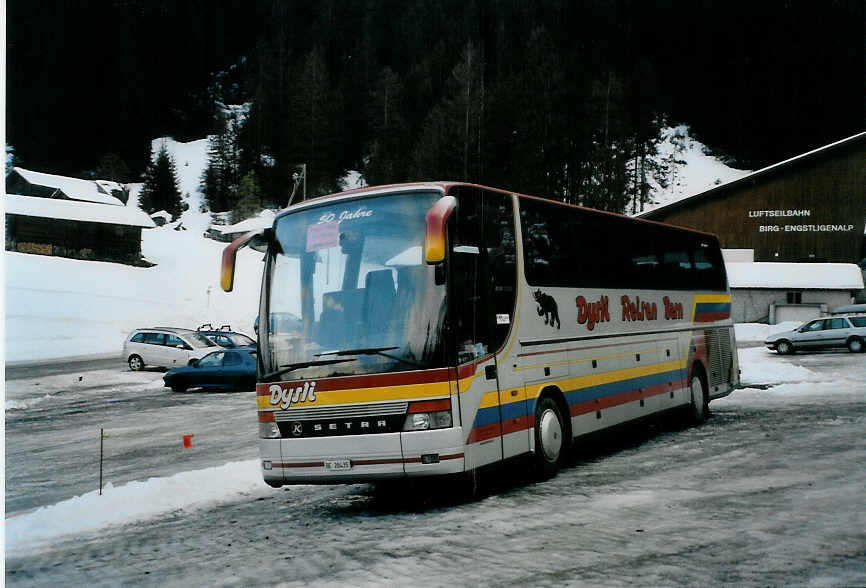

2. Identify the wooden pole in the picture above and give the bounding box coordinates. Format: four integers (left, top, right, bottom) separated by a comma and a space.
99, 428, 104, 495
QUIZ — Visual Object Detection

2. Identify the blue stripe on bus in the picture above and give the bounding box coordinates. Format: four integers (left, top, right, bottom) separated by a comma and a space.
695, 302, 730, 313
469, 365, 687, 432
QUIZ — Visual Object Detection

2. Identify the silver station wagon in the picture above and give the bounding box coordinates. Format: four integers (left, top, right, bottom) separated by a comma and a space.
765, 315, 866, 354
123, 327, 218, 370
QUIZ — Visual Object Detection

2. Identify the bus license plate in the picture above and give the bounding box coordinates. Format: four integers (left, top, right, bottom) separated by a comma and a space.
324, 459, 352, 471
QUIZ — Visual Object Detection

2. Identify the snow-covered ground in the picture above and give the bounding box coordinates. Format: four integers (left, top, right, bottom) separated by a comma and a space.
5, 347, 863, 584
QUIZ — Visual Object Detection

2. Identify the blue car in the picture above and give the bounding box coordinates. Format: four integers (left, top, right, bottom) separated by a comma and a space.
163, 349, 257, 392
196, 324, 257, 352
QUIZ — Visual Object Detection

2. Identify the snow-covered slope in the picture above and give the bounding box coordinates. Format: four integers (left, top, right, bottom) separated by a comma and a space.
641, 125, 752, 214
5, 136, 262, 363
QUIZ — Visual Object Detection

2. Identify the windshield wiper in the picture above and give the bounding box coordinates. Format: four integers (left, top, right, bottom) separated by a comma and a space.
315, 346, 424, 368
261, 358, 356, 383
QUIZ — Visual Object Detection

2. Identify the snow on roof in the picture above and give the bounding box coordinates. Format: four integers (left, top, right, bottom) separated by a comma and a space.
726, 262, 864, 290
150, 210, 172, 221
210, 210, 276, 234
5, 194, 156, 228
13, 167, 124, 206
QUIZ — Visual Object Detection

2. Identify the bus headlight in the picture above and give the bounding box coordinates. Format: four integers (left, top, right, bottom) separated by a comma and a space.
403, 399, 452, 431
258, 411, 281, 438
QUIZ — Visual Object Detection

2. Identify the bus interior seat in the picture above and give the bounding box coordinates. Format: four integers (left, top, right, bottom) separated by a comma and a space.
363, 269, 397, 343
318, 289, 363, 348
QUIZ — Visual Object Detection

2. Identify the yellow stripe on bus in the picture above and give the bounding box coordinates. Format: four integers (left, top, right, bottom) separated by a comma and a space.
256, 380, 453, 409
690, 293, 732, 322
524, 358, 687, 400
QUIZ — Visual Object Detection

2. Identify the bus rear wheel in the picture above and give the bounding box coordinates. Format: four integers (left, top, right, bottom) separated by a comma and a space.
534, 396, 566, 478
687, 368, 709, 425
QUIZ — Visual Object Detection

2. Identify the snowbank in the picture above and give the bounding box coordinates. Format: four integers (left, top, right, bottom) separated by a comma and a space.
737, 346, 817, 386
735, 322, 804, 343
5, 460, 273, 556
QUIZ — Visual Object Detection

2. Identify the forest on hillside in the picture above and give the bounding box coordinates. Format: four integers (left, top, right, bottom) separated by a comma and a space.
7, 0, 864, 213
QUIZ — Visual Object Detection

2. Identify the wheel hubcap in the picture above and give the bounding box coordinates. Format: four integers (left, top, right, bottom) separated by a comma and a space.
851, 340, 862, 352
539, 408, 563, 462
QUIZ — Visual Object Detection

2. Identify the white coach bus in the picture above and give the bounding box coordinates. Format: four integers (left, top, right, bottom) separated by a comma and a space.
221, 182, 738, 485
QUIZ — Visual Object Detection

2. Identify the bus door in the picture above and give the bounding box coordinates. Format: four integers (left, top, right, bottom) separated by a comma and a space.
449, 188, 519, 468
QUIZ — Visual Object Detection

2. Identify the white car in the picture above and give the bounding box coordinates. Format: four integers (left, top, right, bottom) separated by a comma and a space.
765, 315, 866, 354
123, 327, 219, 371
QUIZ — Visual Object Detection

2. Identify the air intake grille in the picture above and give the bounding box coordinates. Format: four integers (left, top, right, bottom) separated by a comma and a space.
274, 401, 409, 438
707, 329, 733, 386
273, 401, 408, 422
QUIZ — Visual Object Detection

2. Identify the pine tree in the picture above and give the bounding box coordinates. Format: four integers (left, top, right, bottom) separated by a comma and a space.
286, 47, 345, 196
410, 41, 485, 182
363, 67, 407, 185
232, 171, 263, 224
139, 145, 182, 219
200, 111, 241, 212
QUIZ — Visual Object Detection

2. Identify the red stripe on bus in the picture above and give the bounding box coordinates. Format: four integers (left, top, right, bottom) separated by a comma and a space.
569, 378, 687, 416
501, 414, 532, 435
466, 378, 689, 444
272, 454, 463, 469
695, 311, 730, 322
466, 422, 502, 444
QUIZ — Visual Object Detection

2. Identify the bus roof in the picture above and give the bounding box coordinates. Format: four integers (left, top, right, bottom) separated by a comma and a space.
275, 181, 721, 241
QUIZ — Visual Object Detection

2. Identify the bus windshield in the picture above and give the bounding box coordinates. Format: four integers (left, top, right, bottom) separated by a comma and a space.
261, 190, 447, 379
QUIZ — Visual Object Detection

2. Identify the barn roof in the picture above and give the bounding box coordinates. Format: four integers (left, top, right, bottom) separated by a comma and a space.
726, 262, 864, 290
638, 131, 866, 219
11, 167, 125, 206
5, 194, 156, 228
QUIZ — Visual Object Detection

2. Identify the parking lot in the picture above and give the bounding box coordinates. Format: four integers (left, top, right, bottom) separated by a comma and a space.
6, 348, 866, 586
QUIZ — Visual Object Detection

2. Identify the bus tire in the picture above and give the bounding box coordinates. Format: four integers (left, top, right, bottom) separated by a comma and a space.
847, 337, 863, 353
687, 365, 709, 425
533, 396, 566, 478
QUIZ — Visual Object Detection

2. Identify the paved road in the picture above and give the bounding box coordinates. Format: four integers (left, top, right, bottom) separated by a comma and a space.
5, 349, 866, 586
6, 355, 124, 381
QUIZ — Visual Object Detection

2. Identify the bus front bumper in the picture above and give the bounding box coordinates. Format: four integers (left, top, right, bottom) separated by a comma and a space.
260, 426, 466, 485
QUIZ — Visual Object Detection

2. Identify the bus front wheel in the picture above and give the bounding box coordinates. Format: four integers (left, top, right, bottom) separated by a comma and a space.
534, 396, 566, 478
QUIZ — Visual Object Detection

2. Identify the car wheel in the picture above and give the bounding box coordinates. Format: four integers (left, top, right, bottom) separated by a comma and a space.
687, 368, 709, 425
533, 396, 567, 478
171, 383, 187, 393
847, 337, 864, 353
238, 377, 256, 391
775, 340, 793, 355
128, 355, 144, 371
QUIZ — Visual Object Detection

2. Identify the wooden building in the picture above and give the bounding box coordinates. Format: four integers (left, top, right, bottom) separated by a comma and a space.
5, 194, 155, 264
639, 132, 866, 264
7, 167, 128, 205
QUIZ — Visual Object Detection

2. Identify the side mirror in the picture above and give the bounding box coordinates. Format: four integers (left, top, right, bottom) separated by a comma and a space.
424, 196, 457, 264
188, 359, 199, 367
221, 228, 272, 291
